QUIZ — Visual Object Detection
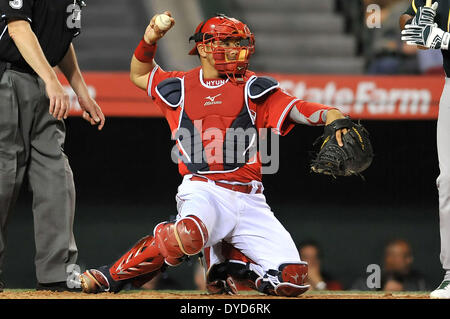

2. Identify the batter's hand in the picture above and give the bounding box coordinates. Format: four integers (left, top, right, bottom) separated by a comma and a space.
78, 95, 105, 130
411, 2, 438, 26
325, 109, 348, 147
144, 11, 175, 44
46, 79, 70, 121
402, 23, 450, 50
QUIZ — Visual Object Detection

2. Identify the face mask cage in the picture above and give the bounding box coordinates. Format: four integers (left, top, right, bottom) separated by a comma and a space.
201, 32, 255, 82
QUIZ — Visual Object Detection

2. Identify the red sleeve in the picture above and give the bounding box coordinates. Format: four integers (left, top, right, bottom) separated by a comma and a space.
255, 88, 301, 136
256, 89, 335, 136
256, 88, 338, 136
291, 100, 337, 126
146, 65, 186, 100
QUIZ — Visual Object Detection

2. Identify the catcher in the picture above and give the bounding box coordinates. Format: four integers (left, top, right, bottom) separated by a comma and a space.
79, 12, 372, 296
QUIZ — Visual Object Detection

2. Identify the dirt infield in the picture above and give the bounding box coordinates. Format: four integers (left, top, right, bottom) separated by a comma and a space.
0, 290, 430, 299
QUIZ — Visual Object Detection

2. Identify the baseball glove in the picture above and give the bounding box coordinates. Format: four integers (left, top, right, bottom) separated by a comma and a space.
310, 117, 373, 177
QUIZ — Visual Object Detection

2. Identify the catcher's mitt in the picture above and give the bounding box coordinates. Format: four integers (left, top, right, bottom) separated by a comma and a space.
311, 117, 373, 177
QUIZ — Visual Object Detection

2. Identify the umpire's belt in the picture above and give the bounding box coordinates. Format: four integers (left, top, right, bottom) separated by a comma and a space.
4, 62, 36, 75
189, 175, 263, 194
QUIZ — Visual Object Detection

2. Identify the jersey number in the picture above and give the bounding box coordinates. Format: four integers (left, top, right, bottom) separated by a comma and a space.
9, 0, 23, 9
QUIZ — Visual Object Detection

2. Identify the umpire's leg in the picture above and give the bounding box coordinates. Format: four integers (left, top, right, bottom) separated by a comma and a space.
0, 70, 28, 280
437, 78, 450, 280
27, 78, 77, 284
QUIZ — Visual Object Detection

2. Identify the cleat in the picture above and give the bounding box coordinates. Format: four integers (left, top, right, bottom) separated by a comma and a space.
80, 269, 110, 293
430, 280, 450, 299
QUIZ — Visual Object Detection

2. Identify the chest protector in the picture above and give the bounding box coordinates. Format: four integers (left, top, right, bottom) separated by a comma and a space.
157, 69, 258, 174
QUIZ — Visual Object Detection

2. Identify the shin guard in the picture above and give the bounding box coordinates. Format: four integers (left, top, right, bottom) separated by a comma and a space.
256, 262, 310, 297
110, 235, 165, 281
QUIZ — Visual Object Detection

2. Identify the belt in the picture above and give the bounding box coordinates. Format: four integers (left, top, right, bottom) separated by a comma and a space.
5, 62, 36, 75
190, 176, 263, 194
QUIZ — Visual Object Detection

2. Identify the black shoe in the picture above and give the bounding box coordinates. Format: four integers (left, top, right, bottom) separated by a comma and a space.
36, 281, 81, 292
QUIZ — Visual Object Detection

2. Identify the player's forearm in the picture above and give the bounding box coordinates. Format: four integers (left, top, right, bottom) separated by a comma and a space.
289, 101, 338, 126
130, 55, 156, 84
7, 20, 58, 84
130, 39, 157, 90
58, 43, 90, 98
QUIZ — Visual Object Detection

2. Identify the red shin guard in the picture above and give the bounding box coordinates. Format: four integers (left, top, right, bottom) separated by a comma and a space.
255, 263, 310, 297
109, 235, 164, 281
275, 263, 309, 297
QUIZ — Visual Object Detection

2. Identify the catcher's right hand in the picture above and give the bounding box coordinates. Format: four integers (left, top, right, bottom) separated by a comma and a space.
144, 11, 175, 44
310, 117, 373, 177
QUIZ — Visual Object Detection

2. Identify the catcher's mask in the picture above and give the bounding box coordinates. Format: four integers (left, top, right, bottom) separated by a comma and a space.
188, 14, 255, 82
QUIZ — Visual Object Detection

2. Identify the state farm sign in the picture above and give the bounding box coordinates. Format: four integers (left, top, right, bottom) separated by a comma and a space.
60, 72, 444, 120
280, 81, 431, 116
270, 74, 443, 120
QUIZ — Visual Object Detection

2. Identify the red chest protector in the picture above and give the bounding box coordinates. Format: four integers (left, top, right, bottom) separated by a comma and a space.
157, 68, 258, 175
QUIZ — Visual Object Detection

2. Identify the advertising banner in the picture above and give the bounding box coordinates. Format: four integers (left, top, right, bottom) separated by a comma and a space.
60, 72, 444, 120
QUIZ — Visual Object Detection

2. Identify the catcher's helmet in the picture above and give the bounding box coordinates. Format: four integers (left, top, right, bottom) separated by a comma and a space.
188, 14, 255, 81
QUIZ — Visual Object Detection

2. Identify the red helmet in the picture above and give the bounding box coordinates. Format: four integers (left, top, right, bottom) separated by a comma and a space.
188, 14, 255, 81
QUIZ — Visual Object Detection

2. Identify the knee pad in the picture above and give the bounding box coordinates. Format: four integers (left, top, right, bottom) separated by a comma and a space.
256, 262, 310, 297
154, 221, 184, 266
154, 215, 208, 266
175, 215, 209, 255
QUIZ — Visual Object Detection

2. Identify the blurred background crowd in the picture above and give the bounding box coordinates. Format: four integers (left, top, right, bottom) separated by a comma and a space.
72, 0, 443, 76
3, 0, 444, 293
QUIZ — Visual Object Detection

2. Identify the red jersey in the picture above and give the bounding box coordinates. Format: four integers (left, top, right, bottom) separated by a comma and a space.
147, 65, 328, 183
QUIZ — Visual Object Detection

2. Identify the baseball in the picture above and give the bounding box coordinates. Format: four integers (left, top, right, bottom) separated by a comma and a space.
155, 14, 171, 31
